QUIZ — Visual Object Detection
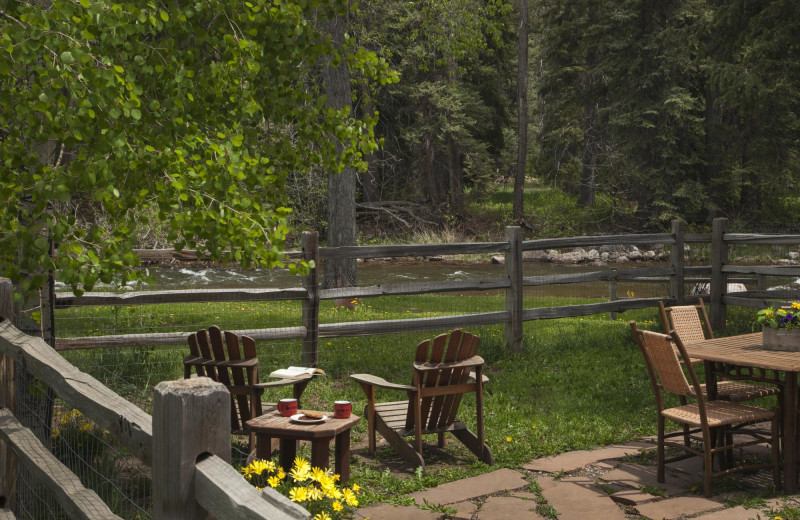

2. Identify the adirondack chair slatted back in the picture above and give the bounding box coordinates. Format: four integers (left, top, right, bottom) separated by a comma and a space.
438, 332, 479, 429
407, 330, 480, 432
185, 326, 262, 433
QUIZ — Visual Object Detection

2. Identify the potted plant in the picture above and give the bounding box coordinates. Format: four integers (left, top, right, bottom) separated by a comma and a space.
757, 302, 800, 351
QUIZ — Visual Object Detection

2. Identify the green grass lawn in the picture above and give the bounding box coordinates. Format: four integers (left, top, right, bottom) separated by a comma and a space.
58, 297, 695, 508
56, 295, 771, 510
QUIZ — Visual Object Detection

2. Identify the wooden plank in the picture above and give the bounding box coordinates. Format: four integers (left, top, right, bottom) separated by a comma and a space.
319, 278, 510, 300
710, 218, 728, 329
505, 227, 523, 352
0, 410, 122, 520
724, 295, 800, 309
722, 265, 800, 276
302, 232, 320, 367
194, 455, 309, 520
319, 242, 509, 260
671, 220, 686, 304
152, 378, 231, 519
0, 281, 16, 509
723, 233, 800, 245
54, 326, 307, 351
0, 321, 153, 466
522, 266, 673, 287
55, 288, 307, 308
318, 312, 510, 337
522, 233, 674, 251
521, 298, 666, 320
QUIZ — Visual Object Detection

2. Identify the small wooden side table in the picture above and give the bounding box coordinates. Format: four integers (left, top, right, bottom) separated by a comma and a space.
246, 410, 361, 483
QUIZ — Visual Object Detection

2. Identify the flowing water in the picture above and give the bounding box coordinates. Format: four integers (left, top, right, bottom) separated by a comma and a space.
60, 261, 670, 299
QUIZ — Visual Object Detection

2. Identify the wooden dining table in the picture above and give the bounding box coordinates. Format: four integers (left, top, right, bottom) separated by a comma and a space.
682, 332, 800, 493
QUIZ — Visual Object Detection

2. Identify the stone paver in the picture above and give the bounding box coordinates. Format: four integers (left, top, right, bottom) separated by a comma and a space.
449, 500, 476, 520
353, 504, 441, 520
635, 496, 725, 520
540, 475, 627, 520
523, 441, 652, 474
600, 463, 693, 496
478, 496, 544, 520
693, 505, 762, 520
609, 488, 660, 506
409, 468, 529, 506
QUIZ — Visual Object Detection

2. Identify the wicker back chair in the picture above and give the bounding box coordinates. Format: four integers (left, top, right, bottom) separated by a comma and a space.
658, 299, 780, 404
630, 322, 779, 497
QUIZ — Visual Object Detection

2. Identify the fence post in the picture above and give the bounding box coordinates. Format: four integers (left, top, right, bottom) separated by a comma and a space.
0, 278, 16, 509
710, 217, 728, 330
609, 270, 618, 321
505, 226, 523, 353
301, 231, 320, 367
670, 220, 686, 304
152, 377, 231, 520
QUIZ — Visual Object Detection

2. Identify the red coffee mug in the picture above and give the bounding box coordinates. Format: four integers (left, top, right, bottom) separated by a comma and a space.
278, 398, 298, 417
334, 400, 352, 419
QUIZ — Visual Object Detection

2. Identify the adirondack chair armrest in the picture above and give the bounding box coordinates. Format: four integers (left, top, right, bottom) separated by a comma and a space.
253, 374, 313, 389
350, 373, 416, 393
413, 355, 485, 372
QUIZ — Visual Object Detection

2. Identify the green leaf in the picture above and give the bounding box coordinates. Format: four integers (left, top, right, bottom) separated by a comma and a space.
130, 108, 141, 120
159, 10, 169, 22
60, 51, 75, 65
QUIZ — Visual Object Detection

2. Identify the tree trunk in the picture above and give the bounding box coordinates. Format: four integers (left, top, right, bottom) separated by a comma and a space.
322, 9, 358, 290
360, 85, 381, 204
703, 83, 722, 223
448, 137, 464, 213
512, 0, 529, 221
578, 100, 597, 207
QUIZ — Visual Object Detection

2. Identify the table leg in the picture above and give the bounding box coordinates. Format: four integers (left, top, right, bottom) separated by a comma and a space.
279, 438, 298, 472
335, 429, 352, 483
311, 437, 332, 472
255, 433, 273, 461
784, 372, 798, 493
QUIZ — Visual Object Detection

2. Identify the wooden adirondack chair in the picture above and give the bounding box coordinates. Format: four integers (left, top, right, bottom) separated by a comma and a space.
351, 329, 493, 470
184, 325, 315, 453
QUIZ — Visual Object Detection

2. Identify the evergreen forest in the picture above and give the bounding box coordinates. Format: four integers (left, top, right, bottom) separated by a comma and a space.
2, 0, 800, 294
345, 0, 800, 234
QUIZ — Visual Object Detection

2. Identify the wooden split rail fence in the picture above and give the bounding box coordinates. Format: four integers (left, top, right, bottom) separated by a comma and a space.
53, 219, 800, 359
0, 314, 309, 519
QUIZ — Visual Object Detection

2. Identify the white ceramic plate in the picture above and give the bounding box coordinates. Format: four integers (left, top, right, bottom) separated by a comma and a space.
289, 413, 328, 424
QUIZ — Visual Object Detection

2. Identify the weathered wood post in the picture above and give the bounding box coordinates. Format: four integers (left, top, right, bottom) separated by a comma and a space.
301, 231, 320, 367
152, 377, 230, 519
0, 278, 16, 509
505, 226, 523, 352
670, 220, 686, 304
710, 218, 729, 330
609, 269, 618, 321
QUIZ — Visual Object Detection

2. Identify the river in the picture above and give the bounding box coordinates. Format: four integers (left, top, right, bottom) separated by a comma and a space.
56, 261, 669, 299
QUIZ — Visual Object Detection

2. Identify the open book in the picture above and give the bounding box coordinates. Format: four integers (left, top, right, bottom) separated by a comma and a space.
269, 366, 325, 379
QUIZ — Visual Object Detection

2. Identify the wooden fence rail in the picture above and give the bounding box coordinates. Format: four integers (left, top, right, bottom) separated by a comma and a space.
0, 318, 308, 519
51, 220, 800, 356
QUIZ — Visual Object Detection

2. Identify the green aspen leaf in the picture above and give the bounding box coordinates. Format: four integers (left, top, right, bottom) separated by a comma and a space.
79, 0, 90, 7
114, 65, 124, 73
60, 51, 75, 64
130, 108, 141, 120
159, 10, 169, 22
34, 237, 49, 252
